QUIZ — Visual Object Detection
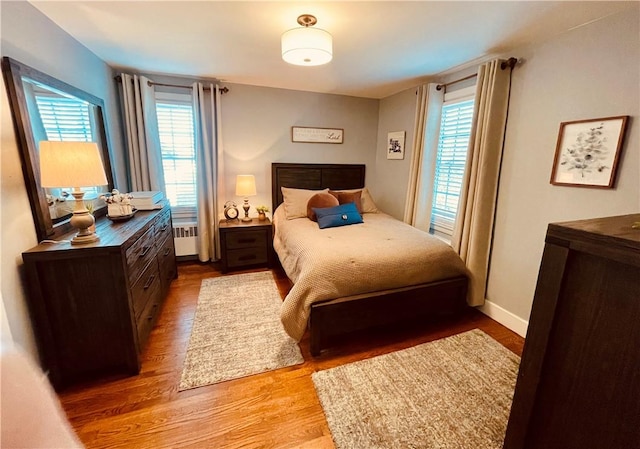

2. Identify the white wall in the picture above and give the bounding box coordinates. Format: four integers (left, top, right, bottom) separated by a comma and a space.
1, 2, 126, 359
377, 7, 640, 329
221, 83, 379, 211
374, 87, 417, 219
488, 7, 639, 320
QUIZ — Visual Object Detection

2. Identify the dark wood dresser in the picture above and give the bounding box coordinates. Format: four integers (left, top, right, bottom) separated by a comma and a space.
22, 204, 177, 390
504, 214, 640, 449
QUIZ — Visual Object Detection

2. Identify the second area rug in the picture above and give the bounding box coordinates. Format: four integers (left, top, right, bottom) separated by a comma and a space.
312, 329, 520, 449
179, 271, 304, 391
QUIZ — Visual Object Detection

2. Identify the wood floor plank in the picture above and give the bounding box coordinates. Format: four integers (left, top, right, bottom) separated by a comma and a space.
58, 261, 525, 448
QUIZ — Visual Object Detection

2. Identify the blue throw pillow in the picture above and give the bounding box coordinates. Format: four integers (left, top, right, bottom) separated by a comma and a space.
313, 202, 364, 229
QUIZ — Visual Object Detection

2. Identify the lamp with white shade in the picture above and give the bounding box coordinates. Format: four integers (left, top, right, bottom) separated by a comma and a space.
235, 175, 257, 222
281, 14, 333, 66
39, 141, 108, 245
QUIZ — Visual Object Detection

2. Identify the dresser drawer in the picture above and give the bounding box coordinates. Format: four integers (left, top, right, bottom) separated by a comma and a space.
158, 233, 177, 294
227, 246, 268, 268
131, 260, 161, 321
126, 227, 156, 285
226, 230, 266, 249
136, 289, 162, 349
154, 209, 172, 241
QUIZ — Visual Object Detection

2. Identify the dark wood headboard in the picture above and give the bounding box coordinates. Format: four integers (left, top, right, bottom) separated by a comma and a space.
272, 163, 366, 208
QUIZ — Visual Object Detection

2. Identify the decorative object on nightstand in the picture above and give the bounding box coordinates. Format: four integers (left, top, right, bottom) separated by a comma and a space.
235, 175, 257, 222
39, 141, 108, 245
256, 205, 269, 221
223, 201, 239, 221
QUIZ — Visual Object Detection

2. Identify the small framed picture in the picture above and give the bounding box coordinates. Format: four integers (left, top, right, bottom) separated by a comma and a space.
387, 131, 405, 160
550, 116, 628, 188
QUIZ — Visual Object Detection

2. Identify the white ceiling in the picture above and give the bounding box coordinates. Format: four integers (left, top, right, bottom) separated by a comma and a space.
30, 1, 635, 99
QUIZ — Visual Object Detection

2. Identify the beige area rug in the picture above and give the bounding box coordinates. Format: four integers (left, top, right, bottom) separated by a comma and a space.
179, 271, 304, 391
312, 329, 520, 449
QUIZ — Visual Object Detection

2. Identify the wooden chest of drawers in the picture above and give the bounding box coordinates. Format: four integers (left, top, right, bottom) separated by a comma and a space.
504, 214, 640, 449
22, 204, 177, 389
219, 218, 273, 273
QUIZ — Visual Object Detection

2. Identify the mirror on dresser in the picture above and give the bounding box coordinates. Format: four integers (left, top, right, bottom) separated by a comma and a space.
2, 56, 114, 241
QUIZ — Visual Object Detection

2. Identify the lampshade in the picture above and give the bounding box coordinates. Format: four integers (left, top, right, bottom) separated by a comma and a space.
235, 175, 257, 197
40, 141, 108, 188
282, 14, 332, 66
39, 141, 108, 245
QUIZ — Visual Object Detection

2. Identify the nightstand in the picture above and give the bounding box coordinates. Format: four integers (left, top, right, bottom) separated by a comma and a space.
219, 218, 273, 273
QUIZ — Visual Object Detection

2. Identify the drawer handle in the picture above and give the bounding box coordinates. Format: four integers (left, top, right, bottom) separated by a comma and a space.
139, 246, 152, 258
147, 304, 158, 322
143, 274, 156, 290
238, 238, 256, 244
163, 248, 172, 257
238, 254, 257, 261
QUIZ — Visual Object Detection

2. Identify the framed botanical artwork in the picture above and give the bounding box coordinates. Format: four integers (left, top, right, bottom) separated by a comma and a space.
291, 126, 343, 144
550, 115, 628, 188
387, 131, 405, 160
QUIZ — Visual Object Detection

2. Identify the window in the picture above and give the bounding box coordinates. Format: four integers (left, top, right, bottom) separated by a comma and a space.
155, 93, 197, 216
430, 87, 475, 237
36, 95, 94, 142
35, 93, 101, 197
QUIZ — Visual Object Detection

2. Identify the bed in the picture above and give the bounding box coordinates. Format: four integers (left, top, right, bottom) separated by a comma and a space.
272, 163, 469, 355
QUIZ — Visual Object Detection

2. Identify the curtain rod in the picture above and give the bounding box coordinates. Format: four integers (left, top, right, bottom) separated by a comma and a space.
114, 75, 228, 94
147, 80, 229, 94
436, 57, 518, 91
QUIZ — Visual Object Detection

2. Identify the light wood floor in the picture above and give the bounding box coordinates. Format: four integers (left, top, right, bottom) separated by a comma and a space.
59, 261, 525, 449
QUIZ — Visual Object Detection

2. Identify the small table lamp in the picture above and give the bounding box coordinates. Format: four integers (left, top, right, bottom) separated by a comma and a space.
39, 141, 108, 245
235, 174, 256, 222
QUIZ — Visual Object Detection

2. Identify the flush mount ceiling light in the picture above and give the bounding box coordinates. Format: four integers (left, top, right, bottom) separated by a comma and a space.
281, 14, 333, 66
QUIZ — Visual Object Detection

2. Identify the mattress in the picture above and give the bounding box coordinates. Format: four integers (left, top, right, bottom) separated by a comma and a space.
273, 206, 469, 340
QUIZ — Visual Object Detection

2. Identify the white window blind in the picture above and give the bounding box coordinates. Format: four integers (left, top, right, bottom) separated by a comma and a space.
36, 95, 94, 142
431, 96, 475, 236
36, 95, 100, 196
156, 98, 197, 212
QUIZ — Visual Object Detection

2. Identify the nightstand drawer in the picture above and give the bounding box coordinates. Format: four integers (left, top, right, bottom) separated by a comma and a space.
226, 230, 267, 249
226, 246, 268, 268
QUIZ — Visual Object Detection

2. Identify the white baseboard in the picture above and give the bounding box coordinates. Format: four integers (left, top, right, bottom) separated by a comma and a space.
479, 300, 529, 337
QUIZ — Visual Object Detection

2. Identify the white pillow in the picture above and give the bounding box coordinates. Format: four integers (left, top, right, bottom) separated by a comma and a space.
281, 187, 329, 219
330, 187, 379, 213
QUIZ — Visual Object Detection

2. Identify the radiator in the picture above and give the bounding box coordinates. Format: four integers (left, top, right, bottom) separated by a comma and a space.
172, 222, 198, 256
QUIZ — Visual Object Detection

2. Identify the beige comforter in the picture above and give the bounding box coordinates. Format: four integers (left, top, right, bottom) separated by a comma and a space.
273, 206, 468, 341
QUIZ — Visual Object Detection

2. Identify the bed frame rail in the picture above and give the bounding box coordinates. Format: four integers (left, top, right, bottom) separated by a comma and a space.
309, 276, 469, 356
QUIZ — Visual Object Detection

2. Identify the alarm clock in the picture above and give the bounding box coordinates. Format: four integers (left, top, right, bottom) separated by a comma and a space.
223, 201, 239, 220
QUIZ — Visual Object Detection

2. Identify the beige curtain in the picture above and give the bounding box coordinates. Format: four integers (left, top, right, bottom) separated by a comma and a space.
451, 59, 513, 306
120, 74, 165, 192
404, 83, 443, 231
192, 83, 225, 262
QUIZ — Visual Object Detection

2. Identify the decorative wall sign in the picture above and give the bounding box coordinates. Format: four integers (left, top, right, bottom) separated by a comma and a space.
292, 126, 343, 144
387, 131, 406, 160
550, 116, 628, 188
